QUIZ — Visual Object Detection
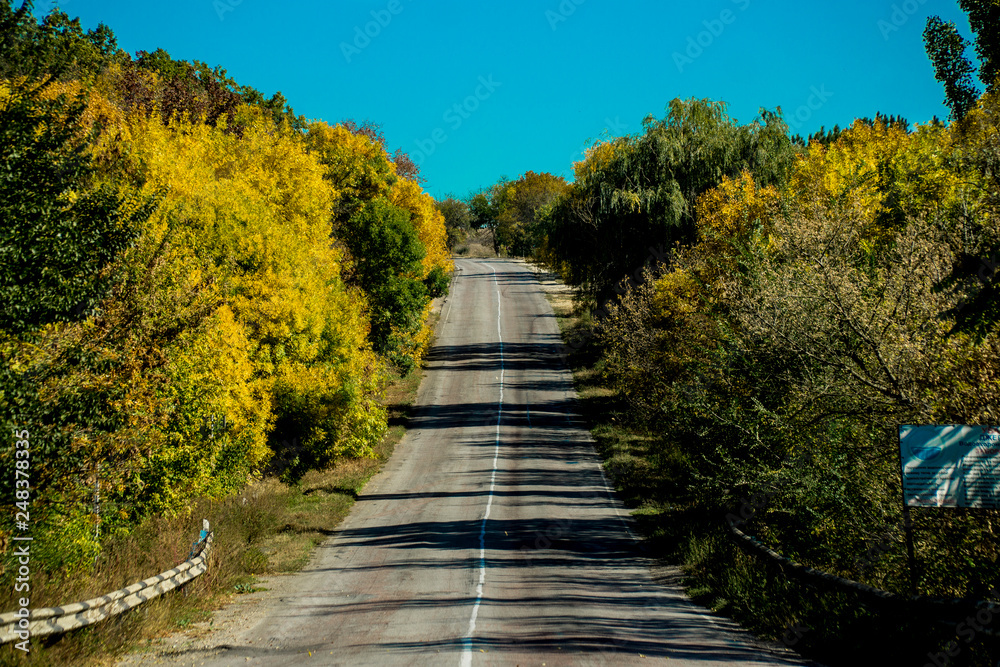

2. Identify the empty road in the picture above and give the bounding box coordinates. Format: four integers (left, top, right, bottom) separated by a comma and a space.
125, 258, 806, 666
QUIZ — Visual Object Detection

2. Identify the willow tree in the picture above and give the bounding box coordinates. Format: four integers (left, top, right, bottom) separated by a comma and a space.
543, 98, 796, 304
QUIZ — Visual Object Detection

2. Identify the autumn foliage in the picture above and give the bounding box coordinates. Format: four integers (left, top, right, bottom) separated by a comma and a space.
0, 5, 448, 574
535, 96, 1000, 660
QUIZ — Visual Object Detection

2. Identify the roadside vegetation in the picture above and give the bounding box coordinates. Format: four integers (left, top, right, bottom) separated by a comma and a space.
523, 5, 1000, 666
3, 0, 1000, 665
0, 1, 448, 660
2, 363, 425, 666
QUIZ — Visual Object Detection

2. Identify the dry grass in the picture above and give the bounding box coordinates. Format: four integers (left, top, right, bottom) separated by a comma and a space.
452, 228, 496, 258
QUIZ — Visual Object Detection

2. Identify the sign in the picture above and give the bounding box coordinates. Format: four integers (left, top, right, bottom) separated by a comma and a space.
899, 425, 1000, 509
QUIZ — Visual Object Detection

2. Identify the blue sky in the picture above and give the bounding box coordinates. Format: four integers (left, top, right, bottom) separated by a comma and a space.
38, 0, 973, 199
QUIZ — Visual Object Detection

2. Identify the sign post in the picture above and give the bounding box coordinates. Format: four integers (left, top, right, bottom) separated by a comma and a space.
898, 425, 1000, 595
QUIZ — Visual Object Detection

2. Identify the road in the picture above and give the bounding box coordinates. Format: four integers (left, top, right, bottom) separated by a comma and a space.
126, 258, 806, 666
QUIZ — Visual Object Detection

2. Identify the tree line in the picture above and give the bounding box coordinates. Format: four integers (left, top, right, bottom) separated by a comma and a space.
0, 2, 449, 575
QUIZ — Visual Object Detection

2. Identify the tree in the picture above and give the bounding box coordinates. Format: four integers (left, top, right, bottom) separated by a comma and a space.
306, 120, 396, 225
960, 0, 1000, 92
0, 81, 152, 335
493, 171, 569, 257
0, 2, 124, 82
343, 198, 428, 372
340, 118, 423, 182
544, 98, 796, 303
436, 196, 472, 249
792, 124, 843, 147
128, 49, 243, 127
466, 182, 506, 254
923, 17, 981, 120
467, 189, 496, 229
924, 1, 1000, 120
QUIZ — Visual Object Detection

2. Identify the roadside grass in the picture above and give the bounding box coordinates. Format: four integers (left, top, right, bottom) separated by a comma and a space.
0, 321, 433, 667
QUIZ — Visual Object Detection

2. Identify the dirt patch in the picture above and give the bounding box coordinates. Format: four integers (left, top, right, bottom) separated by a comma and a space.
115, 570, 300, 665
515, 259, 576, 317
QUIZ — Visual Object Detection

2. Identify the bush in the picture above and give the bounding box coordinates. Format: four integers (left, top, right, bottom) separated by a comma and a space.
423, 265, 450, 298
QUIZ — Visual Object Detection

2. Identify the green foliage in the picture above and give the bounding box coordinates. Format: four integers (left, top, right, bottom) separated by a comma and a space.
463, 173, 569, 257
0, 0, 447, 590
958, 0, 1000, 92
467, 185, 504, 252
0, 5, 304, 131
435, 196, 472, 249
792, 123, 843, 147
0, 2, 124, 82
467, 188, 496, 228
0, 82, 151, 334
924, 2, 1000, 120
423, 265, 450, 298
543, 98, 796, 303
583, 107, 1000, 660
345, 197, 426, 287
924, 16, 981, 120
344, 197, 429, 371
117, 48, 306, 131
0, 76, 154, 575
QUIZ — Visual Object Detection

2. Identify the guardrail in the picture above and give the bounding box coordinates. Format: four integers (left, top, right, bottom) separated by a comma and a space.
0, 520, 213, 645
727, 519, 998, 626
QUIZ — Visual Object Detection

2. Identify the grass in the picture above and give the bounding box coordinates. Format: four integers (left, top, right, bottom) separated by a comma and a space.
452, 228, 497, 258
0, 317, 434, 667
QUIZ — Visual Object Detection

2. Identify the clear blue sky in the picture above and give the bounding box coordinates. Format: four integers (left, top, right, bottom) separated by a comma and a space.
38, 0, 973, 199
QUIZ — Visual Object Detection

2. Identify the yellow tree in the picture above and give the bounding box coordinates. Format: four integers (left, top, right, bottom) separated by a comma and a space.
110, 104, 386, 492
389, 176, 451, 278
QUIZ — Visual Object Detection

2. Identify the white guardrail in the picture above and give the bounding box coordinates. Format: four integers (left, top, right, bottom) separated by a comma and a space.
0, 520, 213, 644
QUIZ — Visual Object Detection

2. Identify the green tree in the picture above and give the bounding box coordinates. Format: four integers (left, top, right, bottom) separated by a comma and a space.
924, 1, 1000, 120
467, 190, 494, 230
0, 66, 155, 571
343, 197, 428, 371
923, 17, 981, 120
467, 182, 506, 254
435, 196, 472, 249
960, 0, 1000, 91
0, 2, 123, 82
0, 83, 153, 335
544, 98, 796, 303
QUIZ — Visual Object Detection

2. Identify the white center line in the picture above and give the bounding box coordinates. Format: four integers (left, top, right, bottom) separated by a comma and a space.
460, 262, 503, 667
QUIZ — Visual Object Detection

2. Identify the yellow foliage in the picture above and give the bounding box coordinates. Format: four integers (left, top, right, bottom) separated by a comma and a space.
2, 70, 448, 523
956, 86, 1000, 226
389, 177, 452, 277
786, 118, 966, 248
305, 119, 446, 372
98, 103, 389, 506
393, 300, 436, 369
652, 268, 703, 323
305, 120, 394, 205
574, 140, 621, 182
694, 170, 782, 277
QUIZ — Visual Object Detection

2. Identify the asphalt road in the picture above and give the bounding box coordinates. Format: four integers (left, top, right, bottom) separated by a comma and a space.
132, 258, 807, 666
